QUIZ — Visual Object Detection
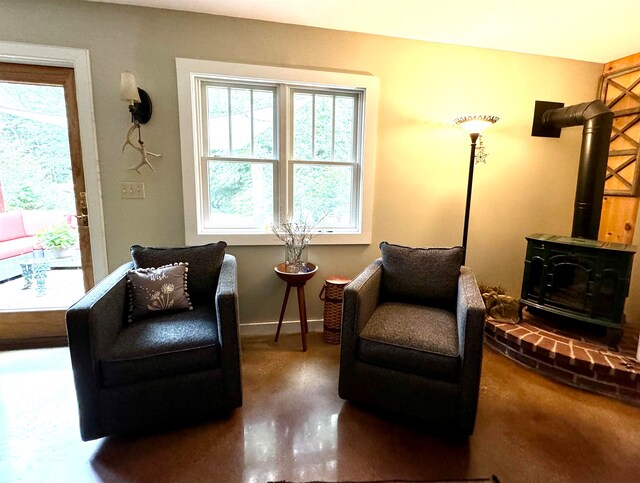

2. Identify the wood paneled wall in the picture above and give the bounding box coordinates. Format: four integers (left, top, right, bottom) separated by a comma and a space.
599, 53, 640, 244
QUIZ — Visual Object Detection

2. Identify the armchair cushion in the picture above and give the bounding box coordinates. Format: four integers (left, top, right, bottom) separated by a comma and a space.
359, 303, 460, 382
380, 242, 463, 307
127, 263, 193, 322
131, 242, 227, 303
100, 305, 220, 388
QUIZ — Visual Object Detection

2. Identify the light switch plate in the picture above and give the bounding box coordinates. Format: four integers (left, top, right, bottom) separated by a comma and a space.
120, 181, 145, 199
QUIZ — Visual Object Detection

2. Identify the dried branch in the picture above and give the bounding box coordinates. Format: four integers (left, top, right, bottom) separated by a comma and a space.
271, 215, 325, 245
271, 213, 328, 271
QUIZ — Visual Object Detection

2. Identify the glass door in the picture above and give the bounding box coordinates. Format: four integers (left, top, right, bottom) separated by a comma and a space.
0, 62, 94, 346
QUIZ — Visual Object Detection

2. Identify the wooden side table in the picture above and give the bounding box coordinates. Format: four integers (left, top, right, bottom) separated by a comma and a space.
274, 262, 318, 352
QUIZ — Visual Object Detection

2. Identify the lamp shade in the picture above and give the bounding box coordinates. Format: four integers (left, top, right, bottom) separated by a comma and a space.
120, 72, 141, 103
454, 115, 499, 134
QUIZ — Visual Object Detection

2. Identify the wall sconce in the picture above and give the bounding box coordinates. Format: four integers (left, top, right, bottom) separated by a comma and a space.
120, 72, 152, 124
120, 72, 161, 173
453, 114, 499, 264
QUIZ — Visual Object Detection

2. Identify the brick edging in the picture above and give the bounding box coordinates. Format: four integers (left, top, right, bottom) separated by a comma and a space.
484, 318, 640, 405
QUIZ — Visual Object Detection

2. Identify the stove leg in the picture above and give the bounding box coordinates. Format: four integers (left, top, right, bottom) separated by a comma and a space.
605, 327, 623, 349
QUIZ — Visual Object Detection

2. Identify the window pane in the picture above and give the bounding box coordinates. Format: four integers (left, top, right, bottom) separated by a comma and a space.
293, 93, 312, 160
314, 95, 333, 160
293, 164, 353, 228
0, 83, 74, 212
253, 90, 274, 159
207, 85, 275, 160
230, 88, 251, 157
334, 96, 354, 161
208, 161, 273, 229
207, 86, 229, 156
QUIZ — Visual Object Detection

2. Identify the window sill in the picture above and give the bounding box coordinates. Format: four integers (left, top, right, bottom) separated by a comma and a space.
185, 231, 371, 246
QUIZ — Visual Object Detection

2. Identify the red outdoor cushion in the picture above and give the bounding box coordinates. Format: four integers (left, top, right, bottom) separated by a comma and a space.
22, 210, 68, 236
0, 237, 35, 259
0, 212, 27, 242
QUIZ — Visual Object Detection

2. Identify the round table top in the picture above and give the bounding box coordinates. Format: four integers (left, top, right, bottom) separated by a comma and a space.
20, 259, 51, 266
325, 275, 351, 285
274, 262, 318, 284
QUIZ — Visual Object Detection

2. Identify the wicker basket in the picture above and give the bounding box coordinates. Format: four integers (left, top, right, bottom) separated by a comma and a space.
319, 275, 351, 345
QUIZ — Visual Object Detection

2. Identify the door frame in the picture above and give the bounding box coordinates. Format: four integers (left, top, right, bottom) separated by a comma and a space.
0, 41, 108, 282
0, 42, 107, 347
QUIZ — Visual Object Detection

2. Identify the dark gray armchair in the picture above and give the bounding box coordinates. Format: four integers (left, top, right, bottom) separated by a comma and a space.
66, 243, 242, 441
339, 242, 485, 436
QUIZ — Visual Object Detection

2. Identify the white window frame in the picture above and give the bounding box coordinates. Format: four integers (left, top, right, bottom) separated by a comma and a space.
289, 87, 361, 233
176, 58, 378, 246
198, 80, 279, 231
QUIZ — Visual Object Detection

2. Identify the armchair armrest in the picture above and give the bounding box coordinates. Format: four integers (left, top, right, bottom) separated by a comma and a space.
339, 258, 382, 399
341, 258, 383, 358
67, 261, 133, 362
456, 266, 486, 360
456, 266, 486, 431
65, 261, 133, 440
215, 254, 242, 404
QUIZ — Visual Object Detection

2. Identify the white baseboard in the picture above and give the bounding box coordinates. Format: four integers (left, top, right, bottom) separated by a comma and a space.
239, 319, 323, 337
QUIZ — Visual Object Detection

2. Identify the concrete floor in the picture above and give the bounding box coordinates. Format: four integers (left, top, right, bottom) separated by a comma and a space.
0, 331, 639, 483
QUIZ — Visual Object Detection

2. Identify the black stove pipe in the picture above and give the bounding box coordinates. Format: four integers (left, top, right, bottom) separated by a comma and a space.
542, 100, 613, 240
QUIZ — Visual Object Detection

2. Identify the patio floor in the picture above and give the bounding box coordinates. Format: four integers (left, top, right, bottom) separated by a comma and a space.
0, 268, 85, 311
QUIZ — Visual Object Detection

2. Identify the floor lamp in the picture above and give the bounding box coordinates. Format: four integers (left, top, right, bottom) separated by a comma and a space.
453, 115, 499, 265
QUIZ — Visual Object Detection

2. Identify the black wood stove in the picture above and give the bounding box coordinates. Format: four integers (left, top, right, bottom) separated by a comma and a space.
521, 101, 636, 345
521, 234, 635, 343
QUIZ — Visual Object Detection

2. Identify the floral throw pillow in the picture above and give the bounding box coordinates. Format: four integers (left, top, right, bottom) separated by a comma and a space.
126, 262, 193, 322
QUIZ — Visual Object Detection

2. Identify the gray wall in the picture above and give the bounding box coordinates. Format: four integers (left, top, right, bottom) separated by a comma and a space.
3, 0, 636, 327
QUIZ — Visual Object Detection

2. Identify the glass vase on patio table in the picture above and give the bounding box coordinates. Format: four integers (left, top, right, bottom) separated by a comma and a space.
284, 242, 308, 273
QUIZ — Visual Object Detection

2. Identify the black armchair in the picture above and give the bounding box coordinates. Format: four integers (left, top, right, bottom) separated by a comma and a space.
66, 243, 242, 441
339, 242, 485, 436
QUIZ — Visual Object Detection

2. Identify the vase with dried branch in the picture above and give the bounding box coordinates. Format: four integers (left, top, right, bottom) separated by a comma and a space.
271, 218, 319, 273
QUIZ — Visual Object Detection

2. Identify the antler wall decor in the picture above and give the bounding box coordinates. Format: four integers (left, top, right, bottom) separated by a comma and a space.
122, 124, 162, 173
120, 72, 161, 174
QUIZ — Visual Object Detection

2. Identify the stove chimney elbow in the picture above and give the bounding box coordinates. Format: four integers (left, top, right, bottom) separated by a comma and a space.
542, 100, 613, 240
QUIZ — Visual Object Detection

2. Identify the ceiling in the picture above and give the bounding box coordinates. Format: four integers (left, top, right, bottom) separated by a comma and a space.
88, 0, 638, 63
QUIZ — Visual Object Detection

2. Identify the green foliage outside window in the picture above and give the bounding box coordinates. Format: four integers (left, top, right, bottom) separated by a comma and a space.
37, 222, 77, 249
0, 83, 75, 212
204, 83, 359, 229
208, 161, 273, 227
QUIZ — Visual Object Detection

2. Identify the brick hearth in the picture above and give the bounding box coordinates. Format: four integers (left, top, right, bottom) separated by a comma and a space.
484, 309, 640, 404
